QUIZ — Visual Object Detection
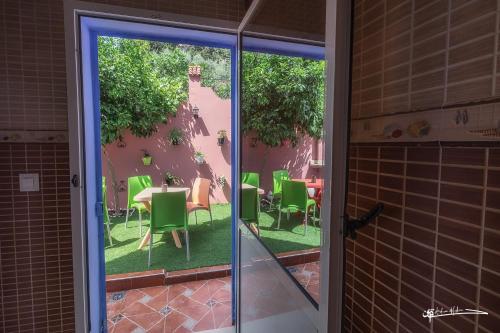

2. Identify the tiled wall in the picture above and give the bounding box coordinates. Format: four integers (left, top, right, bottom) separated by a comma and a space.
345, 145, 500, 332
0, 143, 73, 332
352, 0, 500, 118
0, 0, 244, 332
0, 0, 245, 132
348, 1, 500, 332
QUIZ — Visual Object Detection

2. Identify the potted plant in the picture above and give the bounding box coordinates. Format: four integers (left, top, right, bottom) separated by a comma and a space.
168, 128, 183, 146
216, 175, 227, 187
194, 151, 205, 164
217, 129, 227, 145
141, 150, 152, 166
164, 171, 181, 186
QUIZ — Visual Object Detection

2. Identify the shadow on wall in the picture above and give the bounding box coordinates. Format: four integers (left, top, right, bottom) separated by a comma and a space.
102, 76, 231, 210
102, 75, 322, 210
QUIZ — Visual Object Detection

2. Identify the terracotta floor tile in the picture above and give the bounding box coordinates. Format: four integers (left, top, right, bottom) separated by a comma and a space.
167, 284, 188, 303
122, 301, 157, 317
211, 287, 231, 303
173, 325, 192, 333
164, 310, 189, 333
190, 284, 213, 304
121, 289, 147, 309
192, 310, 215, 332
107, 273, 237, 332
113, 318, 141, 333
147, 317, 165, 333
128, 311, 163, 331
181, 280, 206, 294
212, 302, 231, 328
218, 315, 233, 329
206, 279, 226, 293
169, 295, 210, 322
143, 289, 168, 311
140, 285, 167, 298
107, 300, 126, 318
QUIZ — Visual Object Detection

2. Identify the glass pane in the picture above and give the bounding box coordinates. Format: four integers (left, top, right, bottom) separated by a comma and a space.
239, 224, 318, 332
240, 0, 326, 305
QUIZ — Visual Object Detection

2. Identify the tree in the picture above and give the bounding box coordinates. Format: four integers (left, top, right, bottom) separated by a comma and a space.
241, 52, 325, 147
182, 45, 231, 99
98, 37, 189, 144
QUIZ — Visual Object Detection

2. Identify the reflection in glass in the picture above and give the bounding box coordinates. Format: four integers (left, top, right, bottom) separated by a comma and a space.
239, 227, 318, 332
240, 46, 325, 302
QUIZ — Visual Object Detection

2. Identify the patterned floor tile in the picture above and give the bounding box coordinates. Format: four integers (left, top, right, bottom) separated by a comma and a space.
105, 263, 318, 332
106, 276, 233, 332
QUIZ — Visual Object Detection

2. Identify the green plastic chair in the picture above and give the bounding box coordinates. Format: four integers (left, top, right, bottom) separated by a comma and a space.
241, 172, 260, 188
102, 177, 112, 246
272, 170, 289, 207
278, 180, 317, 235
148, 191, 190, 268
126, 175, 153, 237
241, 187, 259, 234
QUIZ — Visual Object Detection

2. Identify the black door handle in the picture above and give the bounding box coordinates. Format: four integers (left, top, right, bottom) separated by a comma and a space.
344, 203, 384, 240
71, 174, 80, 188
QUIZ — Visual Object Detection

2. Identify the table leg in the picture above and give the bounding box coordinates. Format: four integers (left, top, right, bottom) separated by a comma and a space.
138, 229, 182, 249
172, 231, 182, 248
138, 229, 151, 250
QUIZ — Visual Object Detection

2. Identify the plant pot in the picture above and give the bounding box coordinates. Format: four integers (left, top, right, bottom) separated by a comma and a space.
142, 156, 152, 166
217, 137, 225, 145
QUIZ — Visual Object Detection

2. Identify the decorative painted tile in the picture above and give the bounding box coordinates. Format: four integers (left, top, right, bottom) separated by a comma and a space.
110, 313, 124, 324
160, 305, 172, 315
206, 299, 217, 307
110, 291, 125, 302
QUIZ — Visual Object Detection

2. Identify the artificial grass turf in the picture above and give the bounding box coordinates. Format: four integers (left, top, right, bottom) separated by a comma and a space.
104, 204, 321, 275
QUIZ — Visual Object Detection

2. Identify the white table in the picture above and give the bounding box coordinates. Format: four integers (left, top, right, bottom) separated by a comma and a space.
242, 183, 265, 195
134, 187, 190, 250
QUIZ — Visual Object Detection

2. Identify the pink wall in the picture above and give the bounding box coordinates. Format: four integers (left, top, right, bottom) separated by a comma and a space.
241, 135, 322, 195
103, 75, 322, 209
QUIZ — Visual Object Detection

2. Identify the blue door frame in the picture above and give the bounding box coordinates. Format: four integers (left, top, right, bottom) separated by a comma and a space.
80, 16, 325, 332
79, 16, 238, 332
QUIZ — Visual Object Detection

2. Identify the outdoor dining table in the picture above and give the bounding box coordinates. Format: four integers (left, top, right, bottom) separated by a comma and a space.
292, 178, 324, 207
241, 182, 265, 195
135, 187, 191, 250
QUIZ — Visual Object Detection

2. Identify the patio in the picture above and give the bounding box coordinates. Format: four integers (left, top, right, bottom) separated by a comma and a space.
105, 204, 320, 275
105, 261, 319, 332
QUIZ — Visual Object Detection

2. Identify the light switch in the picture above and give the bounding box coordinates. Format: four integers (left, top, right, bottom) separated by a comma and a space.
19, 173, 39, 192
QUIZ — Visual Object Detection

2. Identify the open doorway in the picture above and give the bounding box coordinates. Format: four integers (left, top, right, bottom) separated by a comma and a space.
99, 37, 235, 331
76, 16, 238, 332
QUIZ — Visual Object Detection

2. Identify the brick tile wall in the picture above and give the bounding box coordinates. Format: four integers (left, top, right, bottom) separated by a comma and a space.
352, 0, 500, 119
0, 0, 245, 132
0, 143, 73, 332
0, 0, 245, 332
349, 1, 500, 331
345, 145, 500, 332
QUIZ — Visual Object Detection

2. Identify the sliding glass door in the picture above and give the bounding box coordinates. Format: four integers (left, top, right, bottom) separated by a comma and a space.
235, 0, 352, 332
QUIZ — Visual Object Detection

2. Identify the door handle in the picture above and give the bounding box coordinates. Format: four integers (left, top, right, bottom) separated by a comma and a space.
343, 203, 384, 240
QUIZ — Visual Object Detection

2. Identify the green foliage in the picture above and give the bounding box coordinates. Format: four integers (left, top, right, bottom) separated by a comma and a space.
98, 37, 324, 148
183, 46, 231, 99
164, 171, 181, 186
241, 52, 325, 147
98, 37, 189, 144
168, 127, 183, 145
